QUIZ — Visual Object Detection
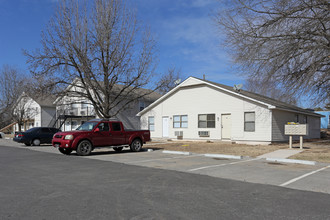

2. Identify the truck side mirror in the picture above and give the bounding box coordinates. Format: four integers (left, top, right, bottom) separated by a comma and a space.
94, 127, 100, 132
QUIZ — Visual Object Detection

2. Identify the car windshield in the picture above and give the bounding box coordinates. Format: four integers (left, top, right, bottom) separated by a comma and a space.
76, 122, 99, 131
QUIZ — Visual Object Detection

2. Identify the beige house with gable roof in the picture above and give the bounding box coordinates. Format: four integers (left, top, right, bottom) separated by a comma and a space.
138, 77, 322, 144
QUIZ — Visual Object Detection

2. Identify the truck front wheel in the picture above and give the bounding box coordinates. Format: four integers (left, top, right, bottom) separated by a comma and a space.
130, 139, 142, 152
76, 140, 93, 156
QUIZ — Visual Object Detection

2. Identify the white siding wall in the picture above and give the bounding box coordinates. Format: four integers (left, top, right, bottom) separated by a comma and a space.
26, 98, 41, 126
140, 84, 272, 142
14, 97, 41, 131
307, 116, 321, 139
272, 110, 320, 141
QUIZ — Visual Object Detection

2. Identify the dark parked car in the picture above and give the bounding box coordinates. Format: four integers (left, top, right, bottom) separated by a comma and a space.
13, 127, 61, 146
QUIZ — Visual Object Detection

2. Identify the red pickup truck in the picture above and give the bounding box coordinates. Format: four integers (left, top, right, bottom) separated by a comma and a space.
52, 119, 150, 156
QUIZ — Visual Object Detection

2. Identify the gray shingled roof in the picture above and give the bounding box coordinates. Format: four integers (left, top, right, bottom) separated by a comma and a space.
56, 79, 162, 104
111, 84, 162, 102
29, 93, 57, 107
195, 77, 321, 117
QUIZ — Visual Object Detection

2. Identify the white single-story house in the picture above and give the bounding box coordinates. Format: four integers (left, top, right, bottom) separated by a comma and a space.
13, 92, 57, 132
138, 77, 322, 144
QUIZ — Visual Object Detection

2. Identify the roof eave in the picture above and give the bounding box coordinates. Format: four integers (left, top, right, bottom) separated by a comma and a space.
270, 106, 322, 117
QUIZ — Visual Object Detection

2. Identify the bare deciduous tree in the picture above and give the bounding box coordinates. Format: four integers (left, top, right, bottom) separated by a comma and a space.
0, 65, 27, 129
245, 77, 298, 105
215, 0, 329, 107
25, 0, 167, 118
157, 67, 183, 95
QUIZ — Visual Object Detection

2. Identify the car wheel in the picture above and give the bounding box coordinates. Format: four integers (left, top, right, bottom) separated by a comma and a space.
130, 139, 142, 152
24, 143, 31, 146
59, 148, 72, 155
113, 147, 123, 152
32, 139, 41, 146
76, 140, 92, 156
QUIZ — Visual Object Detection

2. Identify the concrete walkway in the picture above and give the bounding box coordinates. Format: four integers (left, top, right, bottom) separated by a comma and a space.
257, 149, 304, 159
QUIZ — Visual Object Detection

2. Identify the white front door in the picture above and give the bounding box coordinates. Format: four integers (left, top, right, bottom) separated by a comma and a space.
221, 114, 231, 139
162, 117, 169, 137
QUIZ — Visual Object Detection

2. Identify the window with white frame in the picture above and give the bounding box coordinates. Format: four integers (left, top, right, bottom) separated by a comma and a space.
148, 116, 155, 131
173, 115, 188, 128
198, 114, 215, 128
244, 112, 255, 132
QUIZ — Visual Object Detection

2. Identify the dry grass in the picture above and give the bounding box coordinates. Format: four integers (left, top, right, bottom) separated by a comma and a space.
289, 141, 330, 163
147, 141, 287, 157
147, 140, 330, 163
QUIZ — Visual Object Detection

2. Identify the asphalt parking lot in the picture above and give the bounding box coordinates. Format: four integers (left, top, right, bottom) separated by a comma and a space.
3, 139, 330, 194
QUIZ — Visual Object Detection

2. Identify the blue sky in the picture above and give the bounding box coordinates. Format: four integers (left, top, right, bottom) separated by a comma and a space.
0, 0, 244, 87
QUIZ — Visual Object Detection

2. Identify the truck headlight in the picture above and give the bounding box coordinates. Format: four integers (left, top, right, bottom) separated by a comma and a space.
64, 135, 74, 140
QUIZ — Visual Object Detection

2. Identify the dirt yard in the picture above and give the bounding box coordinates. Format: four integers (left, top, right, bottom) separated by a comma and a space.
289, 141, 330, 163
146, 139, 330, 163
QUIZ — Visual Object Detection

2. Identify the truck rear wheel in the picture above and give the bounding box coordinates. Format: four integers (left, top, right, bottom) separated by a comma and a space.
59, 148, 72, 155
130, 139, 142, 152
76, 140, 92, 156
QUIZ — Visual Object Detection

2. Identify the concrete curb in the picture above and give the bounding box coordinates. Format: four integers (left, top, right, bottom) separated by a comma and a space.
158, 149, 317, 165
266, 158, 316, 165
162, 150, 192, 155
204, 154, 243, 160
162, 150, 242, 159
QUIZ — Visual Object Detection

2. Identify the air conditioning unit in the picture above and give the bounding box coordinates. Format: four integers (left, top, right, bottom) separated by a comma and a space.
198, 131, 210, 137
174, 131, 183, 136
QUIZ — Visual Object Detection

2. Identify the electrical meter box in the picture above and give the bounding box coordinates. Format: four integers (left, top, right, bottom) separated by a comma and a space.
285, 124, 308, 136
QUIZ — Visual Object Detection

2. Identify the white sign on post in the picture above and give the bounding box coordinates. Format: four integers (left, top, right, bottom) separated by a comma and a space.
285, 124, 308, 136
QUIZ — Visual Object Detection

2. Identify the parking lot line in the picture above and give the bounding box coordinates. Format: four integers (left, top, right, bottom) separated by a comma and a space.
188, 158, 261, 172
280, 165, 330, 187
126, 154, 204, 164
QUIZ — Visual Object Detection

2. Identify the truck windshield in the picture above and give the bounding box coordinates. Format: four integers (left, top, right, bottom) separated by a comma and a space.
76, 122, 99, 131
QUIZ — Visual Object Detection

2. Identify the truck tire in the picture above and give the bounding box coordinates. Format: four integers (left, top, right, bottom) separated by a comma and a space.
130, 139, 142, 152
113, 147, 123, 152
76, 140, 92, 156
59, 148, 72, 155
